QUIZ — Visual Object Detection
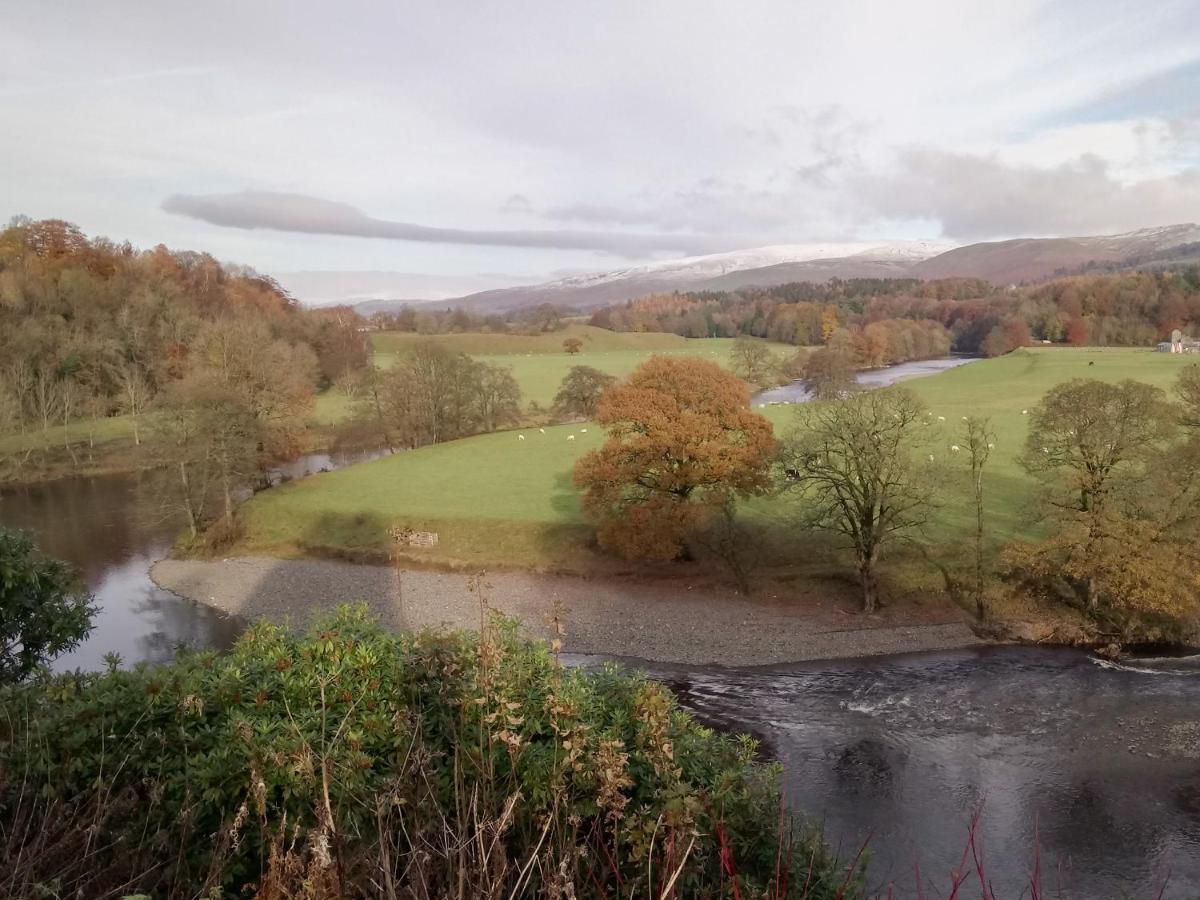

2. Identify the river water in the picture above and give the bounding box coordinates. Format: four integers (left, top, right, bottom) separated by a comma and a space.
3, 357, 1198, 898
570, 648, 1200, 899
753, 355, 977, 405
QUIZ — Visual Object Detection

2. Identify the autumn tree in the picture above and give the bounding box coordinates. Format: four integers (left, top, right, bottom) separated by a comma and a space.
574, 357, 776, 560
802, 347, 857, 400
1012, 379, 1187, 617
553, 365, 617, 420
729, 335, 777, 388
563, 337, 583, 355
780, 386, 936, 612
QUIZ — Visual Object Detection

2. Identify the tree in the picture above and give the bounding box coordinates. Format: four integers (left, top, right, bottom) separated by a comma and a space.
112, 356, 153, 445
1021, 379, 1174, 520
574, 357, 776, 560
552, 365, 617, 420
1175, 361, 1200, 427
1015, 379, 1183, 614
962, 417, 995, 618
780, 387, 936, 612
729, 336, 777, 388
562, 337, 583, 355
0, 527, 96, 682
152, 376, 260, 538
802, 347, 857, 400
473, 362, 521, 432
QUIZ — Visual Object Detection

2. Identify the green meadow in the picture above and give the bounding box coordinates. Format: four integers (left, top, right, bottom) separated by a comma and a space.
236, 346, 1199, 569
371, 324, 792, 407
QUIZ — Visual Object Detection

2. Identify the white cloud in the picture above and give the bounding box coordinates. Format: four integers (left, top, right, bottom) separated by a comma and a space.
0, 0, 1198, 291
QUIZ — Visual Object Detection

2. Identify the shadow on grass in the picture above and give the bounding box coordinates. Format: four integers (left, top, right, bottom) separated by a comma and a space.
295, 510, 394, 565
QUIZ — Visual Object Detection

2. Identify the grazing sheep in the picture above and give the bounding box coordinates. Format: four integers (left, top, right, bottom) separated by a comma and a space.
539, 428, 545, 433
567, 434, 575, 441
580, 428, 587, 433
987, 443, 995, 449
950, 445, 960, 452
1022, 409, 1028, 415
937, 415, 946, 421
518, 434, 525, 441
928, 454, 935, 461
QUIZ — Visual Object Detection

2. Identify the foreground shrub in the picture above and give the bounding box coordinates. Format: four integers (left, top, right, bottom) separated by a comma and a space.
0, 604, 853, 899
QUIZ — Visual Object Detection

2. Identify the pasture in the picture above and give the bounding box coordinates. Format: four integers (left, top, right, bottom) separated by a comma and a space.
236, 346, 1199, 569
370, 324, 793, 407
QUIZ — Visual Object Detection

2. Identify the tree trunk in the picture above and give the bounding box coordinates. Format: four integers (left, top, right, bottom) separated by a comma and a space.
132, 412, 140, 446
179, 460, 197, 539
858, 552, 879, 613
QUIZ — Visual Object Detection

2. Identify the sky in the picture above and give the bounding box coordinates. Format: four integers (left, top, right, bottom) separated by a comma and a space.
3, 0, 1200, 303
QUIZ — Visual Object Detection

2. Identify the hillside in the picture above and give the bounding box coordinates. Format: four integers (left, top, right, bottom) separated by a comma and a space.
910, 224, 1200, 283
347, 225, 1200, 316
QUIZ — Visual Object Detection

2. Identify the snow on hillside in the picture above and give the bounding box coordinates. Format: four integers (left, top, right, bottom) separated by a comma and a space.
539, 240, 956, 290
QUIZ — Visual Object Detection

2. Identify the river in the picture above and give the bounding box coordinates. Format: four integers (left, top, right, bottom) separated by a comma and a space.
753, 355, 977, 405
567, 648, 1200, 899
3, 357, 1199, 898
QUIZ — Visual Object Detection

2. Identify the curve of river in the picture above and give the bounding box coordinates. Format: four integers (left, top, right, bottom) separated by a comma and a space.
752, 355, 977, 405
4, 356, 1198, 898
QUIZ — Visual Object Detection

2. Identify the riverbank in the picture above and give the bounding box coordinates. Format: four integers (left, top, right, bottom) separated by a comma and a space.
151, 555, 983, 666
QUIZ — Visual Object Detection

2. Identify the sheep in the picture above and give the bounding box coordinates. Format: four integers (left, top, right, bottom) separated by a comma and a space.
580, 428, 587, 433
937, 415, 946, 421
567, 434, 576, 441
1022, 409, 1028, 415
950, 445, 960, 452
539, 428, 546, 434
518, 434, 525, 441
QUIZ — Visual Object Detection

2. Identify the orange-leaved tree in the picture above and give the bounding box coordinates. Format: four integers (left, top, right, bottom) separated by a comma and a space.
573, 356, 776, 560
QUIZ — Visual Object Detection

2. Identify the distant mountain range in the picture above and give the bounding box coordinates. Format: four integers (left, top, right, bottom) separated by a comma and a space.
343, 224, 1200, 315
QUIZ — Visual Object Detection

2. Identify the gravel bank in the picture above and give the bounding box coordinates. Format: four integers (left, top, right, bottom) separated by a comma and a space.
151, 556, 983, 666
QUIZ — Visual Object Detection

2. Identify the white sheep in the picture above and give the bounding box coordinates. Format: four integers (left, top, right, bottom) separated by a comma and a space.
937, 415, 946, 421
539, 428, 546, 434
1022, 409, 1028, 415
518, 434, 525, 441
950, 445, 960, 452
928, 454, 935, 461
567, 434, 575, 441
580, 428, 587, 433
987, 443, 995, 449
1042, 447, 1049, 454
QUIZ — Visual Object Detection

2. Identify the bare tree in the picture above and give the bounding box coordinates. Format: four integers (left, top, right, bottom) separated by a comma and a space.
962, 416, 995, 619
780, 387, 937, 612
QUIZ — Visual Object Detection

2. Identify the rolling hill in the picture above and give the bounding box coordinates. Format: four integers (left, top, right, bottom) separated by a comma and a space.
346, 224, 1200, 315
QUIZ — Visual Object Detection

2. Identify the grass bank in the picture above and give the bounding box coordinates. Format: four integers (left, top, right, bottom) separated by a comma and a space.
234, 347, 1196, 575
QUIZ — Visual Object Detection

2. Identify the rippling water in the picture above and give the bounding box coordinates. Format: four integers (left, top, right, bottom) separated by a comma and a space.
567, 647, 1200, 899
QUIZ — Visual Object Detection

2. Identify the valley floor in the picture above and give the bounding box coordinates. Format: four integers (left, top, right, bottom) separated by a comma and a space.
151, 555, 982, 665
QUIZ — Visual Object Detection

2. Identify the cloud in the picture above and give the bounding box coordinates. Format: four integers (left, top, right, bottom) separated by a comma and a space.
855, 149, 1200, 239
162, 190, 739, 258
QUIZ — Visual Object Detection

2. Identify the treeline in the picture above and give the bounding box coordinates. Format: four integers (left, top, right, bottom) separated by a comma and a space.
593, 268, 1200, 358
365, 301, 567, 335
350, 343, 522, 449
0, 218, 369, 437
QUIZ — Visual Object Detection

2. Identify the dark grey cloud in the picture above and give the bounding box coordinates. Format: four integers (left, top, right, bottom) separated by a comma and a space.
163, 191, 739, 258
856, 149, 1200, 239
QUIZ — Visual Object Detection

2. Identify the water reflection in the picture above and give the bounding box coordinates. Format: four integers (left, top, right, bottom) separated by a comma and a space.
0, 448, 386, 671
0, 471, 243, 670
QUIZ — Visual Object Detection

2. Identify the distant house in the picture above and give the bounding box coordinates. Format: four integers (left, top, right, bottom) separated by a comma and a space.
1156, 337, 1200, 353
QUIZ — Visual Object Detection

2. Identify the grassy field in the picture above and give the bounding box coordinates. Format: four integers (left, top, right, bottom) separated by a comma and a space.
372, 324, 793, 407
236, 346, 1199, 569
